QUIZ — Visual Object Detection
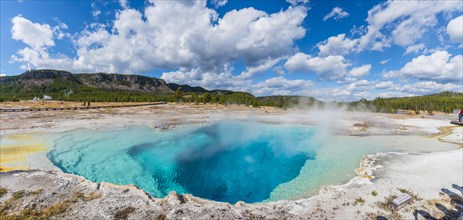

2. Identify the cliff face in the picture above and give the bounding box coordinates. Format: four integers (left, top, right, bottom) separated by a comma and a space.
0, 69, 175, 93
76, 73, 172, 93
0, 70, 80, 91
0, 69, 239, 95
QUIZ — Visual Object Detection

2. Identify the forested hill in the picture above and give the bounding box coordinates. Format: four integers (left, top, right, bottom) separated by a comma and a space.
348, 92, 463, 113
0, 69, 172, 94
0, 69, 264, 104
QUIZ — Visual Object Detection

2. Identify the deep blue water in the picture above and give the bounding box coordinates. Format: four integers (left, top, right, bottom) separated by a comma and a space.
47, 121, 318, 203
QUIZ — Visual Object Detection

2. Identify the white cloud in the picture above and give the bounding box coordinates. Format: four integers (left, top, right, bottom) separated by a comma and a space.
447, 15, 463, 43
323, 7, 349, 21
375, 81, 393, 89
0, 73, 6, 77
11, 2, 307, 77
11, 15, 55, 49
236, 6, 306, 65
350, 25, 366, 36
10, 47, 75, 71
404, 43, 425, 55
252, 76, 313, 96
348, 64, 371, 77
380, 59, 390, 65
315, 79, 462, 101
357, 1, 462, 50
317, 34, 357, 56
285, 53, 350, 80
210, 0, 228, 8
317, 1, 462, 55
391, 81, 462, 95
119, 0, 128, 8
91, 2, 101, 18
273, 66, 285, 75
161, 68, 245, 91
52, 18, 69, 40
238, 58, 282, 80
325, 79, 374, 101
286, 0, 309, 6
384, 50, 463, 83
161, 68, 312, 96
284, 52, 371, 81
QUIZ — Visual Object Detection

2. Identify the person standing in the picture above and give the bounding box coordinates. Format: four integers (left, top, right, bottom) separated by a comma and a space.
459, 109, 463, 122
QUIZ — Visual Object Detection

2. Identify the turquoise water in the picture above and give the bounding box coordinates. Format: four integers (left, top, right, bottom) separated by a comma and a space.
45, 120, 397, 203
47, 121, 326, 203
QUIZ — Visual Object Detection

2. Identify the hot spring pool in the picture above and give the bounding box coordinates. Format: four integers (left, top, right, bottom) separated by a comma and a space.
45, 120, 391, 203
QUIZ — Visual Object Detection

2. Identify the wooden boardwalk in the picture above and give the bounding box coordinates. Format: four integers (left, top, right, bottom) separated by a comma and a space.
450, 120, 463, 126
0, 102, 166, 112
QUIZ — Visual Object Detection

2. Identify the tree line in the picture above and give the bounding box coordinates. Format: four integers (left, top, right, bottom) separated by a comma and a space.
348, 92, 463, 114
1, 79, 462, 113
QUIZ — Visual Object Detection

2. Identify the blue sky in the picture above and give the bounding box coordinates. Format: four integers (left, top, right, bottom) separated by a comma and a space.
1, 0, 462, 101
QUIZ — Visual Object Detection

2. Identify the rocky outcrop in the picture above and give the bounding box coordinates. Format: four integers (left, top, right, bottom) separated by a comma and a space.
0, 170, 316, 220
76, 73, 172, 93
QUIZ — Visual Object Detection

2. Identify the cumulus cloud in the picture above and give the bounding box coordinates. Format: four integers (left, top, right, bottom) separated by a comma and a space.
317, 1, 462, 55
323, 7, 349, 21
348, 64, 371, 77
11, 2, 307, 76
8, 1, 312, 96
284, 52, 371, 81
11, 15, 55, 49
358, 1, 462, 50
235, 6, 306, 65
10, 47, 75, 71
317, 34, 357, 56
252, 76, 312, 96
161, 68, 243, 91
391, 81, 462, 95
313, 79, 375, 101
0, 73, 6, 77
285, 53, 350, 80
447, 15, 463, 43
383, 50, 463, 83
375, 81, 393, 89
315, 79, 462, 101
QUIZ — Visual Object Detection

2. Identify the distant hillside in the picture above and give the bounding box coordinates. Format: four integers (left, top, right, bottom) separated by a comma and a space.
348, 91, 463, 113
77, 73, 172, 93
0, 69, 262, 105
0, 69, 172, 93
167, 83, 208, 93
2, 69, 459, 112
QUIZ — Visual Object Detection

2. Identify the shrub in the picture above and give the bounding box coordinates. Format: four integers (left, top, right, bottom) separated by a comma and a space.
353, 197, 366, 206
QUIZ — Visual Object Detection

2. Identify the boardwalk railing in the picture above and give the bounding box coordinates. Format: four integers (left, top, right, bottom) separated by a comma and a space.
0, 102, 166, 112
